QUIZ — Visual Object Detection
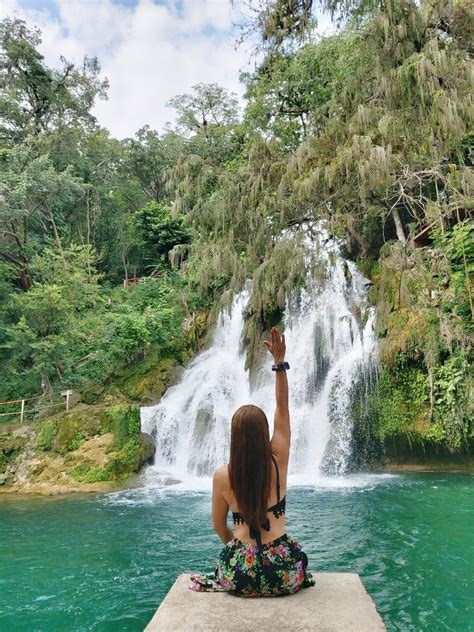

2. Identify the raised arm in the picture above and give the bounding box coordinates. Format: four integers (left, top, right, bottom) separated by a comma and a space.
263, 327, 290, 465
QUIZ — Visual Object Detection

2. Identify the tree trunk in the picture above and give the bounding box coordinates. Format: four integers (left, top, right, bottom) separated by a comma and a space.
346, 220, 368, 258
19, 267, 32, 290
122, 247, 129, 284
392, 207, 407, 244
46, 206, 66, 263
41, 372, 53, 400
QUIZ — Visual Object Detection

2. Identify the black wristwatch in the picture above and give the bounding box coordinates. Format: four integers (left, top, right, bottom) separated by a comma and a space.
272, 362, 290, 371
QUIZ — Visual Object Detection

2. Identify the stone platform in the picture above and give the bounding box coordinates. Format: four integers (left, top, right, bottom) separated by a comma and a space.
145, 573, 386, 631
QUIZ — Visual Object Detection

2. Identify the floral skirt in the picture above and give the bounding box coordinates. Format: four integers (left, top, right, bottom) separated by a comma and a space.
189, 534, 315, 597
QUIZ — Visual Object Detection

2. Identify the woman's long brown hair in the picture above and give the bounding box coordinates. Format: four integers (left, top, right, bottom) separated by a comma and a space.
228, 404, 272, 535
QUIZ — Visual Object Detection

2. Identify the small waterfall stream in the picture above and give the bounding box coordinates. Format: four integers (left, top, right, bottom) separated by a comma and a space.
141, 230, 378, 485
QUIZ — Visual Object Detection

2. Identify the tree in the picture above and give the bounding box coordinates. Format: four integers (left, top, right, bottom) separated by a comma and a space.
123, 126, 184, 203
167, 83, 239, 137
243, 35, 353, 147
133, 202, 191, 269
0, 16, 108, 141
0, 16, 110, 289
1, 143, 85, 289
1, 245, 101, 396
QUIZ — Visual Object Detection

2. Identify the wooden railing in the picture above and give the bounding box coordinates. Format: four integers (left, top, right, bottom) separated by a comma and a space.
0, 390, 73, 424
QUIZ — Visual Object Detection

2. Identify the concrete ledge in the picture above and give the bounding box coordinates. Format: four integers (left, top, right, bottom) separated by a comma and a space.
145, 573, 386, 631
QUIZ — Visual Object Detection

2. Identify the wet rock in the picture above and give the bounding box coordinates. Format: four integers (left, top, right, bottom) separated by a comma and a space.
139, 432, 156, 466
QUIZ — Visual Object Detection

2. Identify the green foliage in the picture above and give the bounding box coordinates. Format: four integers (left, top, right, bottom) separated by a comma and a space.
124, 126, 184, 204
0, 16, 108, 139
432, 351, 471, 450
241, 0, 316, 51
167, 83, 239, 137
36, 419, 58, 451
373, 354, 429, 441
133, 202, 191, 268
0, 245, 198, 401
243, 35, 356, 148
102, 405, 140, 451
368, 348, 471, 452
1, 3, 472, 458
69, 464, 112, 483
0, 245, 101, 399
431, 220, 474, 324
106, 437, 142, 478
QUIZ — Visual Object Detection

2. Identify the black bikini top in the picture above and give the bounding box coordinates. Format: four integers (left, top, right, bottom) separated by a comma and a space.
232, 454, 286, 549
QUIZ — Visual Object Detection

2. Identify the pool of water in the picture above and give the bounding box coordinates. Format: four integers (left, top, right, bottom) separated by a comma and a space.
0, 473, 472, 631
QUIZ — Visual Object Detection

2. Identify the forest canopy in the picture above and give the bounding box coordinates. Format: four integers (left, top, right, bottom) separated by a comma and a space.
0, 1, 472, 452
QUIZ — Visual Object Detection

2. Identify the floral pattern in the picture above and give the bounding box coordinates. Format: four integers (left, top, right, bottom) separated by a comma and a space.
189, 534, 315, 597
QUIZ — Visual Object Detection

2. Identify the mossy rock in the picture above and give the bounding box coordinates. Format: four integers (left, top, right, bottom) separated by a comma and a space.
34, 405, 142, 456
64, 430, 154, 483
109, 356, 179, 403
140, 432, 155, 465
36, 410, 106, 455
2, 404, 155, 491
80, 383, 106, 405
0, 433, 27, 475
100, 404, 141, 449
105, 434, 154, 478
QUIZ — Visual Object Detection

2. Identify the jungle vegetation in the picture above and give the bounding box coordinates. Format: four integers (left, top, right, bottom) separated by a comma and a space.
0, 0, 472, 454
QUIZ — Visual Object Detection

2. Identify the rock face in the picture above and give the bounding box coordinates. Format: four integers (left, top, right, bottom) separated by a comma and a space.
0, 404, 155, 495
140, 432, 156, 465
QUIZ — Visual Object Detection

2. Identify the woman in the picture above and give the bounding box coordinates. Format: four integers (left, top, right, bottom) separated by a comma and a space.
190, 327, 315, 597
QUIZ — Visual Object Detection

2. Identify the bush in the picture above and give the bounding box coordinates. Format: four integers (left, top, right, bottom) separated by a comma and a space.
69, 464, 112, 483
102, 404, 140, 450
36, 420, 58, 451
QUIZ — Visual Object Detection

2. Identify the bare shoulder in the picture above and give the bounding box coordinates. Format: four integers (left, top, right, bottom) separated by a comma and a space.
213, 465, 229, 488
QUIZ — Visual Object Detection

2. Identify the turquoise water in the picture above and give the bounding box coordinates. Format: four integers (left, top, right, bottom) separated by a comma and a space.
0, 473, 472, 631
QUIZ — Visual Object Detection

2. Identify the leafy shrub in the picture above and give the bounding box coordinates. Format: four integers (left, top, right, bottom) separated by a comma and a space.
102, 404, 140, 450
106, 437, 141, 478
69, 464, 112, 483
36, 420, 58, 451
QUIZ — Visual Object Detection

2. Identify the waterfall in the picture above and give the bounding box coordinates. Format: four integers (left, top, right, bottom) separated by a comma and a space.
141, 229, 378, 485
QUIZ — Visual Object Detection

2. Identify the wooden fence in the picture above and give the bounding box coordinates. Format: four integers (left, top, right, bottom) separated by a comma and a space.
0, 390, 73, 424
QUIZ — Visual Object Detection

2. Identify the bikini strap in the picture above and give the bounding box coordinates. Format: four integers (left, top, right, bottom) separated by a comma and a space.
271, 454, 280, 502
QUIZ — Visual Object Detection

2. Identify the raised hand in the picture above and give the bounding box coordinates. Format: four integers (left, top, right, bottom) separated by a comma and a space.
263, 327, 286, 364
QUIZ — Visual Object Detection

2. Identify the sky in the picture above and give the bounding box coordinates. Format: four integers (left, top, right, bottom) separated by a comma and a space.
1, 0, 335, 139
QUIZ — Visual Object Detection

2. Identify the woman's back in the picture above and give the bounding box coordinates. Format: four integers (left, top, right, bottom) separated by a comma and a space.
216, 454, 288, 546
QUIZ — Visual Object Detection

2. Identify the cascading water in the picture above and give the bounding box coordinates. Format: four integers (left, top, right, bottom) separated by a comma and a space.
141, 290, 250, 482
141, 228, 379, 485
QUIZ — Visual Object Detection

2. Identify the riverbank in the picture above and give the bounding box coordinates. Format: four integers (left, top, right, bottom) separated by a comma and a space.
0, 469, 147, 497
371, 438, 474, 474
373, 460, 474, 474
0, 404, 155, 495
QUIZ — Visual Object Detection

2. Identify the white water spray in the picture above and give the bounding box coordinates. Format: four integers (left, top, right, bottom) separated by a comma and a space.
141, 229, 378, 486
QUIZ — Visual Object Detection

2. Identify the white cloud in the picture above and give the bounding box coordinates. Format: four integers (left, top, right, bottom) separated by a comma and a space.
1, 0, 250, 138
1, 0, 337, 139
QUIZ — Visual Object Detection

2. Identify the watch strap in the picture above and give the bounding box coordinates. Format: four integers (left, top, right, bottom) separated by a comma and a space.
272, 361, 290, 371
